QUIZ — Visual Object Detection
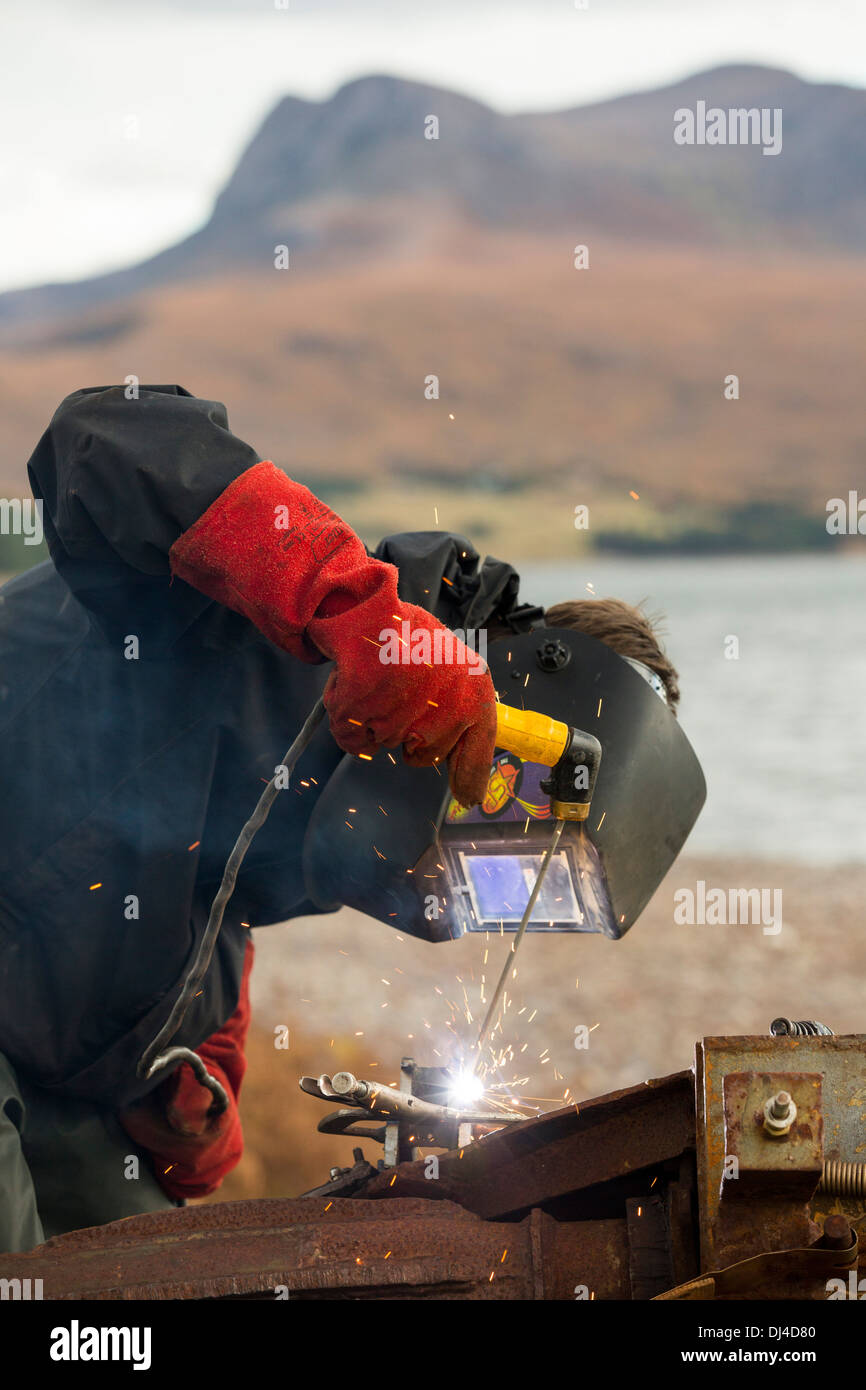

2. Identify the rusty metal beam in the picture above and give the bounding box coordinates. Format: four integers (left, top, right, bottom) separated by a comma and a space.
0, 1198, 630, 1300
362, 1071, 695, 1218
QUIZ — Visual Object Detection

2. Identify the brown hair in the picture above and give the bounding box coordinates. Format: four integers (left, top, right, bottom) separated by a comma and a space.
544, 598, 680, 711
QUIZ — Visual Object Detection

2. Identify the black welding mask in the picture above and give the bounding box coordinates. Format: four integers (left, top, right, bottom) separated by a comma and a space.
303, 552, 706, 942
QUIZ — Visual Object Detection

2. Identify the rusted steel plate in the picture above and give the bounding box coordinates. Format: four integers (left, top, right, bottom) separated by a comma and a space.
723, 1071, 823, 1197
627, 1194, 674, 1299
0, 1199, 630, 1300
362, 1071, 695, 1218
696, 1035, 866, 1273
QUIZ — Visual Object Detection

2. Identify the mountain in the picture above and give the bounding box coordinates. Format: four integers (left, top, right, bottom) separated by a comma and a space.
0, 65, 864, 549
1, 65, 864, 334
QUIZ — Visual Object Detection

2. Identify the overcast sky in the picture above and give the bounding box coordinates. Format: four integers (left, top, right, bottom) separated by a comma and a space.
0, 0, 863, 292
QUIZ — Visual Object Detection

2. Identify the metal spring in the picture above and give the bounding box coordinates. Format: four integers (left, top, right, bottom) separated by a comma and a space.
819, 1161, 866, 1198
770, 1017, 834, 1037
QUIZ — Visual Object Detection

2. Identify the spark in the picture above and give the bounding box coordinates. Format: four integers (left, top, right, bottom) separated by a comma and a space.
596, 698, 602, 718
596, 811, 606, 830
442, 575, 453, 587
630, 490, 640, 500
378, 804, 388, 815
325, 1202, 333, 1211
434, 506, 439, 525
187, 842, 200, 852
384, 1250, 392, 1259
358, 753, 373, 761
89, 883, 102, 891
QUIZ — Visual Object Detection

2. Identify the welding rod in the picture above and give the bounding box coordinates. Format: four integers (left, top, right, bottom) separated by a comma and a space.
473, 817, 565, 1069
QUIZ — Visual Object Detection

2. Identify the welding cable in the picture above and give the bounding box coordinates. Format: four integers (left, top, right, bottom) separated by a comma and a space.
138, 695, 327, 1085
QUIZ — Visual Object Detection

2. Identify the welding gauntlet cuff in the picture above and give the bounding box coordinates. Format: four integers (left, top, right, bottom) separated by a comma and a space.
169, 461, 498, 806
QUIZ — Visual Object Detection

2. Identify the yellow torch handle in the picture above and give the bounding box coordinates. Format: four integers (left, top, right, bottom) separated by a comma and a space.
494, 704, 570, 768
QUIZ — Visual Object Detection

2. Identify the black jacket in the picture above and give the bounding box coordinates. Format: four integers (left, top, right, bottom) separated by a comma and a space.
0, 385, 528, 1107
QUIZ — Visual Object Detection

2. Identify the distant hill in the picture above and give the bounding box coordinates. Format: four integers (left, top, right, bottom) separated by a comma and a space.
0, 65, 864, 557
1, 65, 864, 333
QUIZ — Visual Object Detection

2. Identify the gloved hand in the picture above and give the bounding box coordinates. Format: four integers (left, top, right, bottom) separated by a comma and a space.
118, 938, 253, 1200
169, 460, 497, 806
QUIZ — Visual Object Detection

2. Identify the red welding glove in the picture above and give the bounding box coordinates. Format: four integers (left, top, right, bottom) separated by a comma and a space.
118, 938, 253, 1200
169, 460, 497, 806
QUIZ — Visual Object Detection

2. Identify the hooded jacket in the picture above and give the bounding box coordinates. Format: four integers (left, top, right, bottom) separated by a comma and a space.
0, 385, 529, 1107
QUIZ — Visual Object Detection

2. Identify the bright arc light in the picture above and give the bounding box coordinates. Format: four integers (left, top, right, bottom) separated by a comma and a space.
449, 1070, 484, 1107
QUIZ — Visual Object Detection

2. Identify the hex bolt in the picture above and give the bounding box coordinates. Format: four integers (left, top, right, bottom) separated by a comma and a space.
763, 1089, 797, 1137
820, 1215, 854, 1251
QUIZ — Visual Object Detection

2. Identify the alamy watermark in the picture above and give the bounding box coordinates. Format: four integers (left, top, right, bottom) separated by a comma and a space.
378, 621, 488, 673
674, 101, 783, 157
674, 880, 782, 936
0, 497, 43, 546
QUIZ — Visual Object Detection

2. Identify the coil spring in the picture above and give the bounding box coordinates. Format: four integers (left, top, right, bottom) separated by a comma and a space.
770, 1017, 834, 1037
819, 1161, 866, 1198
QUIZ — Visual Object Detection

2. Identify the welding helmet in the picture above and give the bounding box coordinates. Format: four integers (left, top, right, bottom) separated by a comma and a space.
303, 614, 706, 943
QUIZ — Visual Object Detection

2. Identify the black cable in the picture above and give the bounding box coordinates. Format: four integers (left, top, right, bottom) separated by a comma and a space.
137, 696, 327, 1082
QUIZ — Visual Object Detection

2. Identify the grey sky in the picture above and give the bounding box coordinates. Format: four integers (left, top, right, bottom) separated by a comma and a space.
1, 0, 862, 292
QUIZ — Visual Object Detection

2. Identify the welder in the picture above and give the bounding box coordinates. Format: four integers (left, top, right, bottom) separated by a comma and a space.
0, 384, 687, 1253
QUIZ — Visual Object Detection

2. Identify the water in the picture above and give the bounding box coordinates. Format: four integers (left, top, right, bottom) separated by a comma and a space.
519, 554, 866, 866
